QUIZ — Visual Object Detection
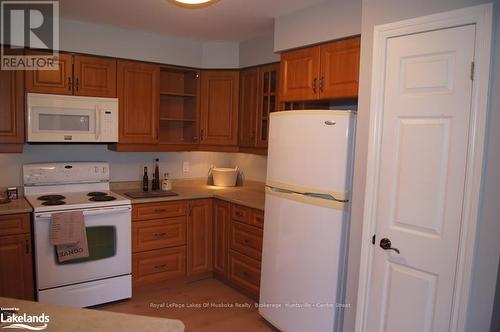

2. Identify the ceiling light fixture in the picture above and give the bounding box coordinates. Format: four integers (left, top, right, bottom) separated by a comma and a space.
169, 0, 220, 9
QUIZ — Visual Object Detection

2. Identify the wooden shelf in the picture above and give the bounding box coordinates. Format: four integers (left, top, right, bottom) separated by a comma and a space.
160, 117, 197, 122
160, 92, 197, 97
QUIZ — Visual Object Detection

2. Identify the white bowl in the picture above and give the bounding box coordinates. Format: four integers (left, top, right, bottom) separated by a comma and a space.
212, 167, 239, 187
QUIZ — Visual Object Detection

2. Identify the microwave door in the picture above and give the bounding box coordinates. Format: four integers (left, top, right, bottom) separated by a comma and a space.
29, 106, 97, 142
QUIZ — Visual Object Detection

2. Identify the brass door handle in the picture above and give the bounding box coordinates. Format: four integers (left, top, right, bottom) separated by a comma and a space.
312, 78, 317, 93
380, 238, 400, 254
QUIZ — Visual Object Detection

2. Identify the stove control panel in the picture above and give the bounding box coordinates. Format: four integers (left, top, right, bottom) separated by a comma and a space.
24, 162, 110, 186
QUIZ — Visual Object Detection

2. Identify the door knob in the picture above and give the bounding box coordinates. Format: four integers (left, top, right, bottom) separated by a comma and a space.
380, 238, 400, 254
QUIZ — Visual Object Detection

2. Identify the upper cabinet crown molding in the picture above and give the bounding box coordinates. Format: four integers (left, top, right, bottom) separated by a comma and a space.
279, 36, 360, 102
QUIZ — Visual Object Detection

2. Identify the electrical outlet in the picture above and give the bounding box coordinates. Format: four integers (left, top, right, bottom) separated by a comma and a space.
183, 161, 190, 174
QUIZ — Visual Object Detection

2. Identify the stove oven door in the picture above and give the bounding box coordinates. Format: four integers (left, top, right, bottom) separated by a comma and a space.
34, 206, 131, 290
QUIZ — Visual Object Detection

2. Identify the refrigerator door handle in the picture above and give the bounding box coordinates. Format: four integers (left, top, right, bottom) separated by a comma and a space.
266, 186, 349, 203
303, 192, 349, 203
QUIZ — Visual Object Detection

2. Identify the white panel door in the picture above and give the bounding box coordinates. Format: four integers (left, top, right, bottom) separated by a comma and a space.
365, 25, 475, 331
266, 110, 356, 193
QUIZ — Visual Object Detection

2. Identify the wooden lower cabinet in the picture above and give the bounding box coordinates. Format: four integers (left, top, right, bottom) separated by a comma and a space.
187, 199, 213, 276
132, 201, 188, 286
0, 214, 34, 300
228, 250, 261, 300
132, 246, 186, 286
131, 199, 264, 299
132, 217, 187, 253
229, 221, 263, 261
213, 200, 230, 278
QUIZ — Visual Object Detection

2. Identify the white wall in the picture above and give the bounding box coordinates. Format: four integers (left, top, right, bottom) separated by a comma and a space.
274, 0, 361, 52
61, 18, 277, 69
60, 18, 204, 68
344, 1, 499, 332
239, 32, 280, 68
201, 42, 240, 68
0, 145, 267, 187
230, 153, 267, 183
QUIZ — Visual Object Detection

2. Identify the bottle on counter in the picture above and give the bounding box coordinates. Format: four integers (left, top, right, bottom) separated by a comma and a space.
152, 158, 160, 191
162, 173, 172, 191
143, 167, 149, 192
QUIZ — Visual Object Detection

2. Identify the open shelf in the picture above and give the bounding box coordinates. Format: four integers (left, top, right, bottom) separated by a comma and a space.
160, 117, 197, 122
160, 92, 197, 97
159, 67, 200, 145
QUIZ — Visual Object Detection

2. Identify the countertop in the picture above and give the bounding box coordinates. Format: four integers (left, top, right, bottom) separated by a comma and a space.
0, 297, 184, 332
0, 197, 33, 216
111, 179, 266, 211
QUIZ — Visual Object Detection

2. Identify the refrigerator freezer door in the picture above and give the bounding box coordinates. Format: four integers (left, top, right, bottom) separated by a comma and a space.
259, 191, 348, 332
266, 110, 355, 193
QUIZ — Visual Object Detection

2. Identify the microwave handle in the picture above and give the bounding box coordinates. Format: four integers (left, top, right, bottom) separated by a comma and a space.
95, 105, 102, 141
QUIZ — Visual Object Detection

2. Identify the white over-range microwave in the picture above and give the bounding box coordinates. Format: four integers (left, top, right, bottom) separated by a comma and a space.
27, 93, 119, 143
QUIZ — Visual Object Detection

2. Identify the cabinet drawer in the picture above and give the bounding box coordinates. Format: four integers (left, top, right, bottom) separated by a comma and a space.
132, 217, 186, 253
133, 201, 187, 221
251, 210, 264, 229
0, 214, 30, 236
229, 250, 261, 297
132, 246, 186, 285
231, 204, 251, 224
230, 221, 263, 261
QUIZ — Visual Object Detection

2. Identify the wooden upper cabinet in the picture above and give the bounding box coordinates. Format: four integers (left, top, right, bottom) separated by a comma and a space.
0, 57, 24, 146
117, 60, 160, 144
26, 52, 73, 95
319, 37, 360, 99
279, 36, 360, 102
74, 55, 117, 97
200, 71, 239, 146
280, 46, 320, 102
187, 199, 213, 276
256, 63, 279, 148
238, 68, 258, 148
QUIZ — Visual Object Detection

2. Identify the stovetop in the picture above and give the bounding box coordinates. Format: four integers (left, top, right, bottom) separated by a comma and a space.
26, 190, 130, 213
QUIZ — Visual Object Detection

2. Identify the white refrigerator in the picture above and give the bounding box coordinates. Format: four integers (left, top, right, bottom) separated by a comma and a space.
259, 110, 356, 332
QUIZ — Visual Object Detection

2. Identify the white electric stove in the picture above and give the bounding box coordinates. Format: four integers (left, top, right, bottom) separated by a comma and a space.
24, 162, 132, 308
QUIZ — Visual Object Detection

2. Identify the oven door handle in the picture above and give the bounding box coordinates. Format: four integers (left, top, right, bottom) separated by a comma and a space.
36, 206, 131, 219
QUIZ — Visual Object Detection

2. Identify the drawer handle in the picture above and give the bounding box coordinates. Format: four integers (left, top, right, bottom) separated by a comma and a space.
154, 208, 167, 213
244, 239, 251, 244
235, 211, 243, 217
255, 217, 263, 222
154, 264, 167, 269
154, 232, 167, 238
242, 271, 250, 278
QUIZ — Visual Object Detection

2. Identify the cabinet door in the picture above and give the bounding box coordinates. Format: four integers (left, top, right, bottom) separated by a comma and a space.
213, 200, 230, 278
74, 55, 117, 97
200, 71, 239, 146
117, 60, 159, 144
0, 56, 24, 145
187, 199, 213, 276
319, 37, 360, 99
279, 46, 320, 102
0, 234, 34, 300
238, 68, 258, 148
25, 52, 73, 95
256, 63, 279, 148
